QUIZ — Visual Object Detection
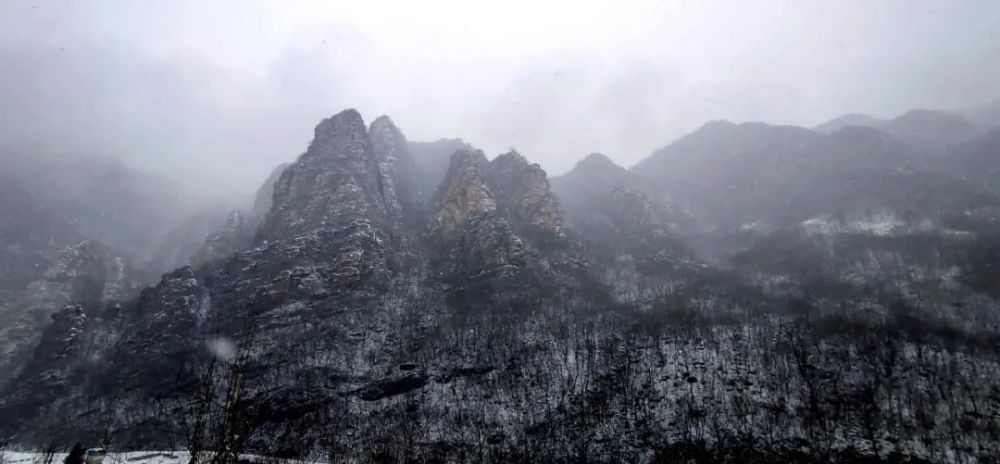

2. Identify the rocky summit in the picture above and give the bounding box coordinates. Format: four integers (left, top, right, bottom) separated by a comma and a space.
2, 108, 1000, 463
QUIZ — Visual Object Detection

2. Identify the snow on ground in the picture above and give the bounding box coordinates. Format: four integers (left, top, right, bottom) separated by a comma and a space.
0, 452, 314, 464
800, 212, 913, 236
2, 452, 190, 464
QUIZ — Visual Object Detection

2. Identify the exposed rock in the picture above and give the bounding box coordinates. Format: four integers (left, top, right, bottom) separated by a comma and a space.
369, 115, 423, 228
487, 151, 566, 245
0, 305, 89, 433
435, 365, 495, 383
358, 373, 428, 401
408, 138, 475, 202
192, 209, 253, 267
79, 111, 404, 425
5, 106, 1000, 462
144, 206, 232, 273
260, 109, 390, 240
430, 149, 495, 237
98, 265, 206, 396
251, 162, 291, 227
428, 149, 590, 309
430, 149, 528, 282
0, 240, 141, 387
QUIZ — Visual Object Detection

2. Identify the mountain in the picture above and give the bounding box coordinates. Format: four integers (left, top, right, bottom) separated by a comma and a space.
148, 163, 291, 273
486, 151, 566, 245
813, 113, 886, 133
429, 149, 533, 300
0, 240, 142, 389
190, 210, 253, 267
369, 115, 420, 226
949, 128, 1000, 192
0, 153, 191, 264
260, 110, 394, 240
814, 109, 982, 155
0, 178, 81, 297
631, 121, 824, 228
0, 108, 597, 444
4, 109, 1000, 462
552, 153, 699, 279
961, 98, 1000, 132
881, 109, 981, 154
628, 117, 1000, 310
631, 120, 995, 230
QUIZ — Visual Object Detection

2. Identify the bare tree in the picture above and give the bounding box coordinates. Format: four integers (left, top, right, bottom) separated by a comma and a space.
185, 320, 258, 464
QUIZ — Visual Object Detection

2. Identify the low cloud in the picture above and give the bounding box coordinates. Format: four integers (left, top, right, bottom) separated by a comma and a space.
1, 0, 997, 195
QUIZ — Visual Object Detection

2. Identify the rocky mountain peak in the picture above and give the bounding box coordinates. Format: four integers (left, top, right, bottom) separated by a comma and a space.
192, 209, 252, 267
575, 152, 622, 171
431, 149, 495, 237
0, 304, 90, 433
310, 109, 368, 157
883, 109, 981, 152
260, 109, 390, 240
553, 153, 637, 206
368, 115, 408, 162
487, 150, 565, 243
368, 114, 421, 225
698, 119, 737, 132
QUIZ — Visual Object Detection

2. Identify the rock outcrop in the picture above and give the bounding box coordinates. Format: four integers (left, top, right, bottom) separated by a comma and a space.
0, 305, 89, 434
250, 162, 291, 227
430, 150, 526, 284
487, 151, 565, 246
428, 148, 593, 310
260, 109, 391, 240
98, 265, 206, 397
192, 209, 253, 267
408, 137, 475, 202
0, 240, 140, 387
66, 110, 410, 444
368, 116, 420, 225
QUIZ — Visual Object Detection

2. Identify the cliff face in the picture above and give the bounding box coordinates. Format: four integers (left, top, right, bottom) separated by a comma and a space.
0, 305, 89, 432
260, 109, 392, 241
430, 150, 527, 288
0, 240, 141, 388
368, 115, 421, 226
2, 112, 596, 439
191, 209, 253, 267
96, 265, 207, 399
251, 162, 291, 224
49, 110, 414, 444
487, 151, 566, 245
8, 107, 1000, 462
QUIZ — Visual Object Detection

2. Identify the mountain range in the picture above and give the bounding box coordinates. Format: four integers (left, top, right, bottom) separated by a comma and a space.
1, 105, 1000, 462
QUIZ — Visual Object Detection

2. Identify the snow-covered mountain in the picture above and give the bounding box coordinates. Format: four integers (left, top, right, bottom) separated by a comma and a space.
2, 107, 1000, 462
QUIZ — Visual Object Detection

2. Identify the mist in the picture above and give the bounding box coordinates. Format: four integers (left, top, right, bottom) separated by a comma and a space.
1, 0, 998, 195
8, 2, 1000, 458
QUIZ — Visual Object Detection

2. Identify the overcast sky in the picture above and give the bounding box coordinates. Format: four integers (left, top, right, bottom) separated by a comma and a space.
1, 0, 998, 195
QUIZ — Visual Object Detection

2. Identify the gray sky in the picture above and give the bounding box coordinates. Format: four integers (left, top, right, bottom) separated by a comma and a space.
1, 0, 998, 195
